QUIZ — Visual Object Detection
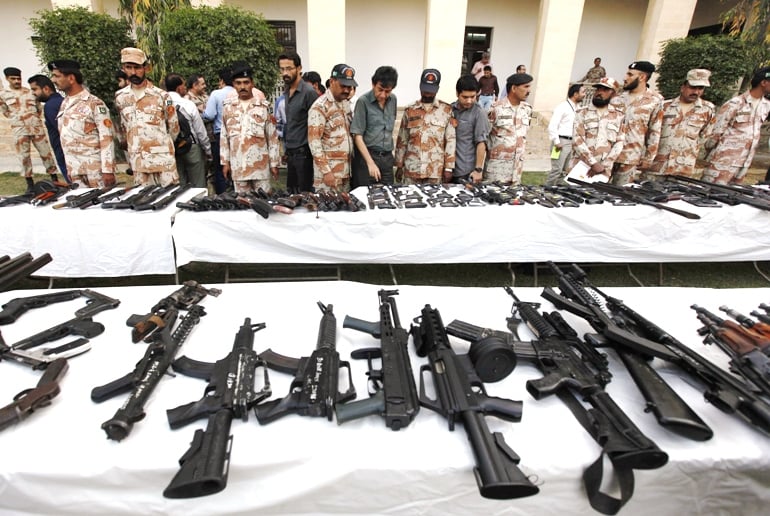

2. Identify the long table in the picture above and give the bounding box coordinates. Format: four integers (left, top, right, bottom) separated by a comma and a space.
0, 187, 205, 278
172, 188, 770, 266
1, 282, 768, 515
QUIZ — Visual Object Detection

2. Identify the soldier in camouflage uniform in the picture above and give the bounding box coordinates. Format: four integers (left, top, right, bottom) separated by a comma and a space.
308, 64, 356, 192
486, 73, 533, 185
0, 67, 58, 190
220, 63, 280, 193
395, 69, 456, 184
703, 66, 770, 184
610, 61, 663, 185
49, 60, 116, 188
645, 69, 715, 180
114, 47, 179, 186
570, 77, 626, 179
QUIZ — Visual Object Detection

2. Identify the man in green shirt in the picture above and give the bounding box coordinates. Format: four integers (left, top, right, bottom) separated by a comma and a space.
350, 66, 398, 187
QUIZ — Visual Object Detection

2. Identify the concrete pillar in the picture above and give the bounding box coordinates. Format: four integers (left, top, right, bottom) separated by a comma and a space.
307, 0, 346, 83
50, 0, 93, 8
637, 0, 698, 62
424, 0, 468, 103
530, 0, 585, 111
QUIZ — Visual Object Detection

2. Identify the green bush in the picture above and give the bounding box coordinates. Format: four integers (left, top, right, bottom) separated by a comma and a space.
29, 7, 134, 111
656, 35, 750, 107
159, 6, 281, 96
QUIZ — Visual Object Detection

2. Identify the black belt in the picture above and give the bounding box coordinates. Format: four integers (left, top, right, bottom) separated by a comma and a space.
559, 135, 572, 140
367, 149, 393, 157
286, 145, 310, 155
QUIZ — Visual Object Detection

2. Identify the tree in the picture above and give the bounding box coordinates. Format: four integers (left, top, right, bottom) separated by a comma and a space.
29, 7, 134, 111
720, 0, 770, 70
656, 35, 750, 107
159, 6, 281, 96
118, 0, 191, 83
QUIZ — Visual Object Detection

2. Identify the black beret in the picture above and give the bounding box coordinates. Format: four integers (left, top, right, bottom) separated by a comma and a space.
629, 61, 655, 75
507, 73, 533, 87
3, 67, 21, 77
231, 61, 252, 79
47, 60, 81, 72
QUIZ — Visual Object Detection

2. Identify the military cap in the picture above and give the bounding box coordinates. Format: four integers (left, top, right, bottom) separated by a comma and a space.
686, 69, 711, 87
47, 60, 81, 72
594, 76, 620, 90
3, 67, 21, 77
752, 66, 770, 82
331, 64, 357, 87
231, 61, 253, 79
507, 73, 533, 87
629, 60, 655, 75
420, 68, 441, 94
121, 47, 147, 65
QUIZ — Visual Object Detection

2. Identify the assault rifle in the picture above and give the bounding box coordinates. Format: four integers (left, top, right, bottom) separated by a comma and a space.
91, 282, 220, 441
410, 304, 539, 499
256, 302, 356, 423
0, 356, 68, 432
568, 178, 700, 219
52, 185, 117, 209
335, 289, 419, 430
102, 184, 159, 209
446, 289, 667, 515
669, 175, 770, 211
543, 262, 770, 436
0, 288, 118, 325
163, 318, 271, 498
692, 305, 770, 399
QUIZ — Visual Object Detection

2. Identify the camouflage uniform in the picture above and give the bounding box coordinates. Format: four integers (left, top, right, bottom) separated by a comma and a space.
115, 84, 180, 186
569, 103, 626, 175
610, 90, 663, 185
702, 91, 770, 184
220, 96, 280, 193
308, 89, 353, 191
394, 99, 456, 184
485, 96, 532, 185
0, 87, 57, 177
646, 97, 715, 179
185, 91, 209, 114
58, 89, 117, 188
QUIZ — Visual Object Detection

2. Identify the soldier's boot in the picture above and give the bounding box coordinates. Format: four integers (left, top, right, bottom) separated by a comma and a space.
50, 174, 58, 182
25, 177, 34, 192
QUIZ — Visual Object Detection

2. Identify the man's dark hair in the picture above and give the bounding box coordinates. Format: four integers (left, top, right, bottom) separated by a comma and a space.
218, 66, 233, 86
165, 73, 185, 92
28, 74, 55, 91
751, 66, 770, 88
483, 65, 492, 72
516, 64, 526, 72
278, 52, 301, 67
372, 66, 398, 88
456, 74, 478, 94
186, 73, 203, 90
567, 83, 582, 98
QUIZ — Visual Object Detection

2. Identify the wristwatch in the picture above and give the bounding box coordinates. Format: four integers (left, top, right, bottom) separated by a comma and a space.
473, 167, 483, 173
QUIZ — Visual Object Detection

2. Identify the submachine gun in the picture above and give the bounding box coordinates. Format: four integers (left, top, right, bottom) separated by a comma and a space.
335, 289, 419, 430
163, 317, 271, 498
446, 288, 667, 515
410, 304, 539, 500
256, 302, 356, 423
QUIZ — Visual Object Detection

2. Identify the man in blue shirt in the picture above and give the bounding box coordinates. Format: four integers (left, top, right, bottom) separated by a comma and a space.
203, 67, 235, 193
28, 74, 68, 183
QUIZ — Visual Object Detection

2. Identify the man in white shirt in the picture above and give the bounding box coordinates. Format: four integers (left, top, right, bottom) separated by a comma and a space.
165, 73, 211, 188
546, 83, 585, 185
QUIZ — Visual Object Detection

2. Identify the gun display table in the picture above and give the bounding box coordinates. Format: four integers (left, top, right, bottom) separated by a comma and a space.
1, 282, 768, 515
172, 186, 770, 268
0, 187, 205, 278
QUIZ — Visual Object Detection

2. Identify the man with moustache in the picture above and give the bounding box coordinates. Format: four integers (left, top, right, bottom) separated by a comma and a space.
220, 63, 280, 193
703, 66, 770, 184
610, 60, 663, 185
27, 74, 68, 182
395, 69, 456, 184
0, 67, 59, 190
486, 72, 533, 185
308, 64, 357, 191
570, 77, 626, 180
115, 47, 179, 186
350, 65, 399, 187
279, 52, 319, 192
645, 69, 715, 180
49, 59, 116, 188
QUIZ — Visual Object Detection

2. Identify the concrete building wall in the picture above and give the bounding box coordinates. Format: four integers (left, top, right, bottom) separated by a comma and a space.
0, 0, 53, 86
